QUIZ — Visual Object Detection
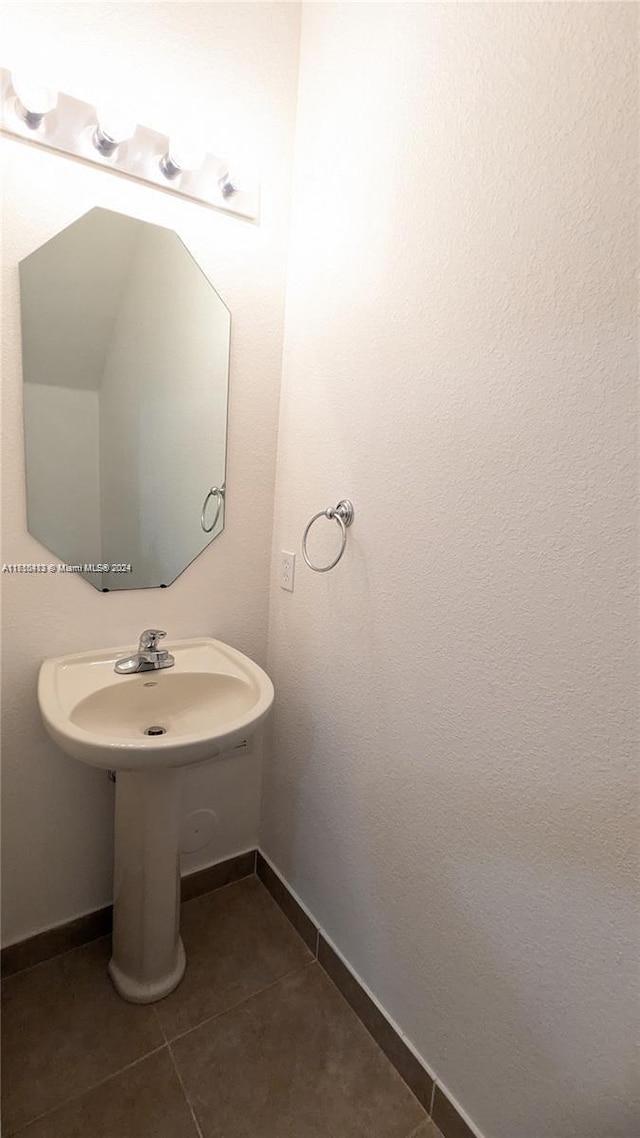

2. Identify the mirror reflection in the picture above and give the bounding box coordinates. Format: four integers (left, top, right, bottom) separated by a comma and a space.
20, 207, 230, 590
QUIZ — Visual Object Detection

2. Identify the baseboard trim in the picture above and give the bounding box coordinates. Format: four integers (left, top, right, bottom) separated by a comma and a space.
256, 848, 484, 1138
180, 848, 256, 903
1, 848, 256, 978
1, 904, 114, 980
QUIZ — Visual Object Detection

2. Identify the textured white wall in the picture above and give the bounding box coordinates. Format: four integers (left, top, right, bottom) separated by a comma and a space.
262, 5, 638, 1138
1, 0, 300, 945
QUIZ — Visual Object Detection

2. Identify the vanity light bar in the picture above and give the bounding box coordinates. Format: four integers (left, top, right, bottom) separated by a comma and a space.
0, 69, 260, 223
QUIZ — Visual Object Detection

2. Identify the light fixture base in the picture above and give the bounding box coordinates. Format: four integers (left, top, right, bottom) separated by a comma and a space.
0, 68, 260, 223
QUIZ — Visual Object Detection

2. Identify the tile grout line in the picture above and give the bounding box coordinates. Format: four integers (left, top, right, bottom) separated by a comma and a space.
8, 1044, 169, 1137
164, 958, 316, 1047
7, 950, 312, 1135
406, 1123, 439, 1138
166, 1042, 204, 1138
152, 1003, 168, 1044
405, 1126, 424, 1138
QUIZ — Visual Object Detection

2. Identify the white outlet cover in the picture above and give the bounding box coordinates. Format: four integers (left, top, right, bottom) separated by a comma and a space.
180, 808, 218, 853
280, 550, 296, 591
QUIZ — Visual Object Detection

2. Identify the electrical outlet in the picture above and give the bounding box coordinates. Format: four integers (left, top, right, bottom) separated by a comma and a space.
280, 550, 296, 591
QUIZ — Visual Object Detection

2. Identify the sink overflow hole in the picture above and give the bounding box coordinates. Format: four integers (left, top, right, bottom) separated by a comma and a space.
144, 725, 167, 736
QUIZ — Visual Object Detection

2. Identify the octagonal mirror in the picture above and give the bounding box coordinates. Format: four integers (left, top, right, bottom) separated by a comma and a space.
19, 207, 230, 591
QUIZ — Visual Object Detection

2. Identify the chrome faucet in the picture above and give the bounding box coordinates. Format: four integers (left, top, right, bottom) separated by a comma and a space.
114, 629, 175, 675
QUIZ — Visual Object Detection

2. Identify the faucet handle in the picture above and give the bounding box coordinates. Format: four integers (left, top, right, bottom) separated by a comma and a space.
139, 629, 167, 653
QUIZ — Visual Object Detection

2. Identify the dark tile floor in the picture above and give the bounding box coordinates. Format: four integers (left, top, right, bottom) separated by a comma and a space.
1, 876, 443, 1138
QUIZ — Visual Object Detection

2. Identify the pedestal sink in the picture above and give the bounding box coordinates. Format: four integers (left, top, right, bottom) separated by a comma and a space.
38, 637, 274, 1003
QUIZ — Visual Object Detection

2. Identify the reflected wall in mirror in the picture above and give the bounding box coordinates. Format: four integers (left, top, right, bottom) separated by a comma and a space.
19, 207, 231, 590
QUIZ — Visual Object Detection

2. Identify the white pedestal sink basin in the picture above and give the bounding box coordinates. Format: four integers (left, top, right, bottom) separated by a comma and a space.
38, 637, 274, 1003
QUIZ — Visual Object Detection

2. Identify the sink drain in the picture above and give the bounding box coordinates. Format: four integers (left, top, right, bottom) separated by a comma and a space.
144, 725, 167, 736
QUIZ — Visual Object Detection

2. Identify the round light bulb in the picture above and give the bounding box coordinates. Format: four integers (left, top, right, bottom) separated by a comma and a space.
159, 136, 206, 180
12, 74, 58, 129
92, 105, 137, 157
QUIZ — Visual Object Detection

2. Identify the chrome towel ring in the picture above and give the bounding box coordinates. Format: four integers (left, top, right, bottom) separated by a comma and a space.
201, 485, 225, 533
302, 500, 355, 572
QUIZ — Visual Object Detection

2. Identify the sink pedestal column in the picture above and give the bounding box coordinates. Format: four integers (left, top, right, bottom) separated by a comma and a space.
108, 768, 186, 1004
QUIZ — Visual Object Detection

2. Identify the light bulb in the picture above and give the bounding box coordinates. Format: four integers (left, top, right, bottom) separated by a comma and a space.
92, 105, 136, 157
218, 164, 252, 199
159, 136, 206, 180
12, 74, 58, 129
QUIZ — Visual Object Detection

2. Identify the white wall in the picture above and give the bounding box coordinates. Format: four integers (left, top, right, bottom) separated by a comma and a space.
1, 0, 300, 945
263, 5, 638, 1138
